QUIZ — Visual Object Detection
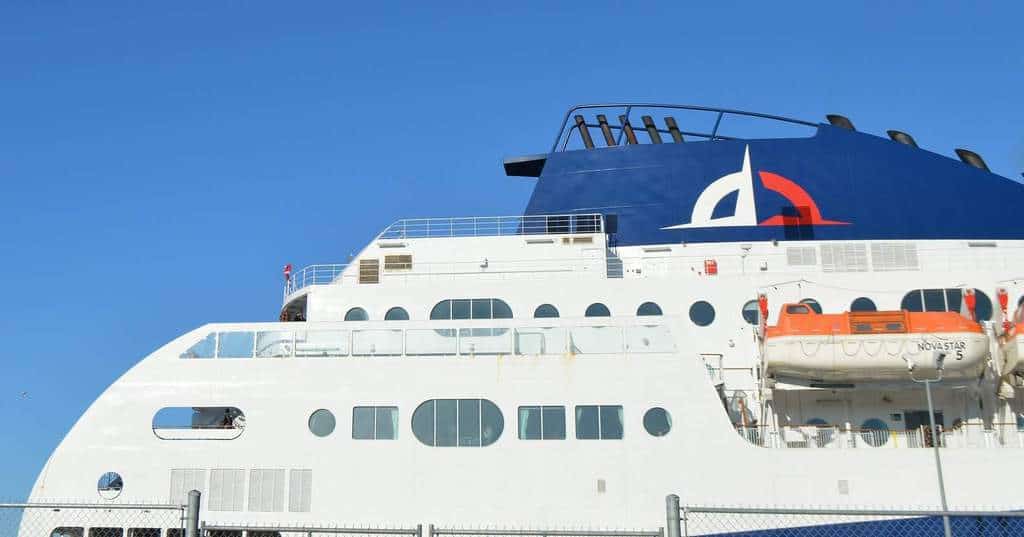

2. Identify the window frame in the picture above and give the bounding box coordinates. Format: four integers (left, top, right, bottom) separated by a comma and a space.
344, 307, 369, 322
352, 406, 398, 440
412, 398, 504, 447
517, 405, 567, 440
574, 404, 624, 440
585, 303, 611, 317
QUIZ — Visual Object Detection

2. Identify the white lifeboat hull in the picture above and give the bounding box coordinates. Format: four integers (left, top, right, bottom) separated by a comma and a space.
765, 332, 989, 381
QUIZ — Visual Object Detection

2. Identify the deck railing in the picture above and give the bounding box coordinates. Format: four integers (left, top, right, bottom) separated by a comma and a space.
738, 423, 1024, 449
377, 213, 603, 239
284, 263, 347, 296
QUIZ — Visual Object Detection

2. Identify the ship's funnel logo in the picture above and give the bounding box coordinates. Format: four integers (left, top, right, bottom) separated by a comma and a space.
663, 146, 848, 230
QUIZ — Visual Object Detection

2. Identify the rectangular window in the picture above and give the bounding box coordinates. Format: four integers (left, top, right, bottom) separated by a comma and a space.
128, 529, 160, 537
452, 299, 472, 320
180, 333, 216, 359
471, 299, 492, 320
518, 406, 565, 440
89, 530, 123, 537
217, 332, 254, 358
923, 289, 946, 312
435, 399, 458, 446
167, 530, 183, 537
352, 406, 398, 439
458, 399, 481, 446
575, 405, 623, 440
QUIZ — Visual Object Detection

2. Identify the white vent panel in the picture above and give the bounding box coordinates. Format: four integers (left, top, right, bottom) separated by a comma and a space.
208, 469, 245, 512
169, 469, 206, 504
786, 247, 817, 266
248, 469, 285, 512
288, 469, 313, 512
871, 242, 920, 271
820, 244, 868, 273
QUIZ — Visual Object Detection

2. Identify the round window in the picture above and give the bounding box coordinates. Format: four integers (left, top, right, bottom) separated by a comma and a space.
97, 471, 123, 500
344, 307, 368, 321
741, 300, 759, 325
799, 299, 823, 314
643, 407, 672, 437
308, 409, 336, 437
689, 301, 716, 326
850, 297, 877, 312
585, 303, 611, 317
384, 307, 409, 321
534, 304, 560, 318
860, 418, 889, 447
636, 302, 663, 316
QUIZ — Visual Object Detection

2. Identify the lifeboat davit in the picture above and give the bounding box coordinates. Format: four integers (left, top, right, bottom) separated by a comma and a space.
764, 303, 988, 382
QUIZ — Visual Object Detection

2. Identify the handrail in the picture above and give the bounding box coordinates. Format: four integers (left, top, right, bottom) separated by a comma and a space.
377, 213, 604, 240
551, 103, 820, 153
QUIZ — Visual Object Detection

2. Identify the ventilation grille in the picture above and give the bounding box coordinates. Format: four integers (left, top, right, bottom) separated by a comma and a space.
169, 469, 206, 504
288, 469, 313, 512
384, 254, 412, 271
358, 259, 380, 284
248, 469, 285, 512
871, 242, 920, 271
820, 244, 869, 272
208, 469, 245, 511
786, 247, 817, 266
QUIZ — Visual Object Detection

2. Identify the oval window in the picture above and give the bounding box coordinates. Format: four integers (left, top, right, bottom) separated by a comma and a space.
384, 307, 409, 321
152, 407, 245, 440
799, 298, 823, 314
308, 409, 336, 437
344, 307, 368, 321
636, 302, 663, 316
860, 418, 889, 447
850, 297, 877, 312
412, 399, 504, 447
534, 304, 560, 318
585, 303, 611, 317
97, 471, 123, 500
643, 407, 672, 437
741, 300, 759, 325
689, 301, 716, 326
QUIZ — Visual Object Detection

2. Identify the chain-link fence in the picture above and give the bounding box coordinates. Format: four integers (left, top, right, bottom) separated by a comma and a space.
428, 528, 664, 537
1, 503, 185, 537
202, 524, 421, 537
671, 502, 1024, 537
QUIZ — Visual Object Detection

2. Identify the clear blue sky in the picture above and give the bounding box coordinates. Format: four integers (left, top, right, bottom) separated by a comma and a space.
0, 2, 1021, 500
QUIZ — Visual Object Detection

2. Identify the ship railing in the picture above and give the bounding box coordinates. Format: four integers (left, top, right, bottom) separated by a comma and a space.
552, 103, 819, 152
377, 213, 604, 240
739, 422, 1024, 449
284, 263, 348, 296
176, 318, 678, 360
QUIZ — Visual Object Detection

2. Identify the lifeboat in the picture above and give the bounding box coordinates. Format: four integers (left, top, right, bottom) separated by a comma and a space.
764, 303, 988, 382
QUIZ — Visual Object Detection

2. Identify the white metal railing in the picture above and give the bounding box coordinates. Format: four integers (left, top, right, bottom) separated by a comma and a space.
284, 263, 347, 296
377, 213, 604, 239
738, 423, 1024, 449
178, 321, 676, 360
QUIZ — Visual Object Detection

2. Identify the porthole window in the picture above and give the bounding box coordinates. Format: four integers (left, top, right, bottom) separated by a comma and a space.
636, 302, 663, 316
308, 409, 336, 437
689, 301, 715, 326
585, 303, 611, 317
412, 399, 503, 447
741, 300, 759, 325
799, 298, 823, 314
97, 471, 123, 500
900, 289, 992, 320
384, 307, 409, 321
643, 407, 672, 437
344, 307, 368, 321
850, 297, 877, 312
430, 299, 512, 320
533, 304, 560, 318
860, 418, 889, 447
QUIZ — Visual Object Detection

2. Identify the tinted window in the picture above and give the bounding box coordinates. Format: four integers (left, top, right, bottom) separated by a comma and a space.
575, 405, 623, 440
518, 406, 566, 440
689, 301, 716, 326
384, 307, 409, 321
344, 307, 368, 321
412, 399, 503, 447
643, 407, 672, 437
308, 409, 335, 437
430, 299, 513, 320
850, 297, 877, 312
900, 289, 992, 320
741, 300, 759, 325
353, 406, 398, 440
430, 300, 451, 320
534, 304, 559, 318
901, 290, 923, 312
585, 303, 611, 317
923, 290, 946, 312
636, 302, 663, 316
799, 298, 823, 314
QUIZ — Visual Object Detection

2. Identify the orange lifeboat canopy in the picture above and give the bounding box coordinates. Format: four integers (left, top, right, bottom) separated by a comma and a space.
765, 303, 983, 338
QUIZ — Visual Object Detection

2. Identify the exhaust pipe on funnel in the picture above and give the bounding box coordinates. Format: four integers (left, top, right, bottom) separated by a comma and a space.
887, 130, 918, 148
826, 114, 856, 131
955, 148, 990, 172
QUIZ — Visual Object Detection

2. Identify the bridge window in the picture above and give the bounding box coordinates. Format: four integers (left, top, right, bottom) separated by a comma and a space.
430, 299, 513, 320
850, 297, 877, 312
218, 332, 255, 358
152, 407, 245, 440
585, 303, 611, 317
180, 333, 216, 359
352, 406, 398, 440
518, 406, 566, 440
689, 301, 715, 326
344, 307, 369, 321
636, 302, 663, 316
575, 405, 623, 440
308, 409, 336, 437
741, 300, 759, 325
900, 289, 992, 320
643, 407, 672, 437
97, 471, 123, 500
384, 307, 409, 321
412, 399, 504, 447
533, 304, 560, 318
799, 298, 823, 314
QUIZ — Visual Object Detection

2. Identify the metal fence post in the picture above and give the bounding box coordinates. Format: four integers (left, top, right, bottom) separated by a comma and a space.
666, 494, 681, 537
185, 490, 201, 537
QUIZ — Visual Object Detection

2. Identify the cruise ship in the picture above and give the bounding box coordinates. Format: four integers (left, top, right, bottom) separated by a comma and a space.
25, 103, 1024, 532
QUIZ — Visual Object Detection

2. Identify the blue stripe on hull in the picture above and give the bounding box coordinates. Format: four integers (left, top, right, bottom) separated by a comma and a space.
697, 515, 1024, 536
